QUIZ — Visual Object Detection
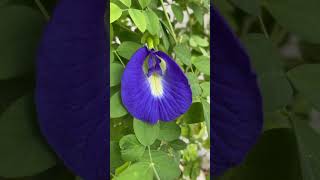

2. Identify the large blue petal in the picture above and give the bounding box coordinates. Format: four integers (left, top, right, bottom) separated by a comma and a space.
212, 7, 263, 176
35, 0, 107, 179
121, 47, 192, 124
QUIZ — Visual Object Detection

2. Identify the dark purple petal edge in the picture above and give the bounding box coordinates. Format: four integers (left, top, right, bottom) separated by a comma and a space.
212, 6, 263, 176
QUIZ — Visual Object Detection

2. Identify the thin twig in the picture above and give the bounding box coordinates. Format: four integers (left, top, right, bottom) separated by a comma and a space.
114, 51, 126, 68
148, 146, 161, 180
258, 15, 269, 39
160, 0, 177, 43
35, 0, 50, 21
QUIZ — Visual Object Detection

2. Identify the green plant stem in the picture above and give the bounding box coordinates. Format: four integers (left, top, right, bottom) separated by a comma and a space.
148, 146, 161, 180
114, 51, 126, 67
160, 0, 177, 43
35, 0, 50, 21
258, 15, 269, 39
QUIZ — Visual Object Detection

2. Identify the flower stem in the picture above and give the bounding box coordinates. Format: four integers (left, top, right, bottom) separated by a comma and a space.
160, 0, 177, 43
148, 146, 161, 180
258, 15, 269, 39
114, 51, 126, 68
35, 0, 50, 21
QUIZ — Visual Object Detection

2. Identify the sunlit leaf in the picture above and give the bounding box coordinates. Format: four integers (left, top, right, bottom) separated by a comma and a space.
129, 9, 147, 32
110, 3, 122, 23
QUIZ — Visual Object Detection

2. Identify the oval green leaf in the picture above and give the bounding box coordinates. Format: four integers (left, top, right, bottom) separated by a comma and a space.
145, 9, 160, 36
133, 118, 160, 146
119, 134, 146, 161
110, 91, 128, 118
110, 3, 122, 23
128, 9, 146, 32
0, 6, 45, 80
158, 121, 181, 142
0, 95, 57, 177
110, 63, 124, 87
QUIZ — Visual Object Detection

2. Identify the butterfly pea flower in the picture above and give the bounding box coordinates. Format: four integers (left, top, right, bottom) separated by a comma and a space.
212, 7, 263, 176
36, 0, 107, 179
121, 47, 192, 124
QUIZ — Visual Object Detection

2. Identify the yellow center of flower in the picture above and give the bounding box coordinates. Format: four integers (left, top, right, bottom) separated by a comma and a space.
148, 73, 164, 97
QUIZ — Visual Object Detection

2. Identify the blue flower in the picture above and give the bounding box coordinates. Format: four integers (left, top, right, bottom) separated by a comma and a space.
212, 7, 263, 176
121, 47, 192, 124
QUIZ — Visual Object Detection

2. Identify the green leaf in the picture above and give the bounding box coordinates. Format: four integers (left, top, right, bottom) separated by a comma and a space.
128, 9, 147, 32
200, 82, 210, 97
265, 0, 320, 43
110, 63, 124, 87
201, 99, 210, 136
186, 73, 202, 98
192, 56, 210, 75
110, 3, 122, 23
145, 9, 160, 36
120, 0, 131, 8
0, 95, 57, 177
218, 129, 302, 180
171, 4, 184, 22
190, 3, 204, 25
117, 41, 141, 59
0, 6, 45, 80
110, 141, 124, 172
174, 44, 191, 66
170, 139, 187, 150
133, 118, 160, 146
191, 35, 209, 47
183, 102, 204, 124
259, 72, 293, 112
116, 162, 153, 180
287, 64, 320, 111
138, 0, 151, 9
140, 150, 181, 180
230, 0, 260, 15
119, 134, 146, 161
292, 117, 320, 180
158, 121, 181, 142
110, 91, 128, 118
243, 34, 293, 112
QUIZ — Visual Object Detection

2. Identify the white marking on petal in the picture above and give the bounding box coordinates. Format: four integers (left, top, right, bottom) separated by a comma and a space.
148, 74, 164, 97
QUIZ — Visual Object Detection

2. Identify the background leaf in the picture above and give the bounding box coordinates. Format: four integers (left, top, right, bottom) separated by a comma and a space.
288, 64, 320, 111
0, 6, 44, 80
0, 95, 57, 177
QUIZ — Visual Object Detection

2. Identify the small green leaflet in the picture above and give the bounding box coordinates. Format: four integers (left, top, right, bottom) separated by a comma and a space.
174, 44, 191, 66
171, 4, 184, 22
145, 9, 160, 36
133, 119, 160, 146
110, 3, 122, 23
128, 9, 147, 32
138, 0, 151, 9
158, 121, 181, 142
119, 134, 146, 161
120, 0, 131, 8
110, 63, 124, 87
110, 91, 128, 118
115, 162, 153, 180
117, 41, 141, 59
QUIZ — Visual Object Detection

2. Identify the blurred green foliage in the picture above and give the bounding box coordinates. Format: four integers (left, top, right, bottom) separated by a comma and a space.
216, 0, 320, 179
